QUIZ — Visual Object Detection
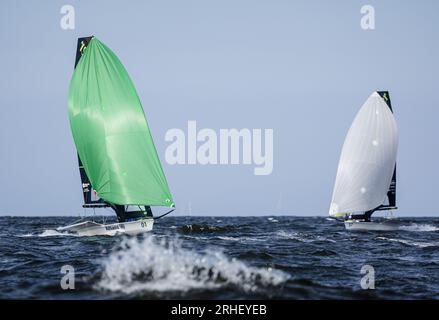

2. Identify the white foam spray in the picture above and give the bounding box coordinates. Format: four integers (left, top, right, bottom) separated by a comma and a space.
97, 236, 289, 294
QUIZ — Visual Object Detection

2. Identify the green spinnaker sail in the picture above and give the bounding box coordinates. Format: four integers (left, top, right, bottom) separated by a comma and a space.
68, 37, 174, 207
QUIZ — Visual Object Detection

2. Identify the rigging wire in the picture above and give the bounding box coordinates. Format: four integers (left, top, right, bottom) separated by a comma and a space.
153, 208, 175, 220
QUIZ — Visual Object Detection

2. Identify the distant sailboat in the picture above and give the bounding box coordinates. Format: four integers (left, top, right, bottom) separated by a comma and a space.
329, 91, 399, 231
59, 36, 175, 236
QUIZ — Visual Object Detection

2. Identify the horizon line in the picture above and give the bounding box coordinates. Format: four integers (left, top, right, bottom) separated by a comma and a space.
0, 214, 437, 218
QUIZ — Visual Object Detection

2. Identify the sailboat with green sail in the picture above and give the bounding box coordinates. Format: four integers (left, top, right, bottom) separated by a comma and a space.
58, 36, 175, 236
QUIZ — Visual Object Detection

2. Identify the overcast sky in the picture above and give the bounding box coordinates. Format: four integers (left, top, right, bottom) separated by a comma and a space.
0, 0, 438, 216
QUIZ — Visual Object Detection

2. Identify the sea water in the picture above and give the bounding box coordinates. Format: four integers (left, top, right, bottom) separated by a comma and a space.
0, 216, 438, 299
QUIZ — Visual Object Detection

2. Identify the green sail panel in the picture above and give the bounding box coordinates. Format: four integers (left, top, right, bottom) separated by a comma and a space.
68, 37, 174, 207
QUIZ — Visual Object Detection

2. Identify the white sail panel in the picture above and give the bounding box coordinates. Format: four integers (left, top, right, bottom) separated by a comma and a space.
329, 92, 398, 217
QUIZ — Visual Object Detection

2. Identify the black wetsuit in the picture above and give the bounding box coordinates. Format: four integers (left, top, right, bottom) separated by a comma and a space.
112, 205, 152, 222
347, 211, 372, 222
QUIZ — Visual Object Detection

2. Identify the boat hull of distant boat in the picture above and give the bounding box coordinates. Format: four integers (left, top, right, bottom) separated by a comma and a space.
57, 218, 154, 236
344, 219, 400, 231
329, 91, 399, 230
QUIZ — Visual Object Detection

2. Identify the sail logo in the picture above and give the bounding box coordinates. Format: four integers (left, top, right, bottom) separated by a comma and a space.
165, 121, 273, 175
79, 41, 87, 55
105, 224, 125, 231
82, 182, 90, 193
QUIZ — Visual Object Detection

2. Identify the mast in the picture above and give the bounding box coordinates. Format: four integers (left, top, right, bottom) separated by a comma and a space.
73, 36, 108, 209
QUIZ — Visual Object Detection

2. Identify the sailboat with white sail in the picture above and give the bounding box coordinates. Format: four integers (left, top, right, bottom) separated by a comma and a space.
58, 36, 175, 236
329, 91, 399, 231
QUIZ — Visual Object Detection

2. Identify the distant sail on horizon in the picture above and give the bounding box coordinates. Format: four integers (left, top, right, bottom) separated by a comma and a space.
329, 91, 398, 218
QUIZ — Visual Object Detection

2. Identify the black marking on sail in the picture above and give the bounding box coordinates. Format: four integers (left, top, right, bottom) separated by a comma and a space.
74, 36, 93, 68
387, 167, 396, 207
73, 36, 107, 208
377, 91, 392, 112
377, 91, 397, 208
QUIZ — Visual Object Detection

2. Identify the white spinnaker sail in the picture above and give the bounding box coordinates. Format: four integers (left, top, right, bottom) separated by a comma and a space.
329, 92, 398, 217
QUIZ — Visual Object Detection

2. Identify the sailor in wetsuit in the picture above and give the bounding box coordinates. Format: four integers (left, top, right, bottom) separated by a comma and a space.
346, 212, 371, 222
113, 205, 153, 222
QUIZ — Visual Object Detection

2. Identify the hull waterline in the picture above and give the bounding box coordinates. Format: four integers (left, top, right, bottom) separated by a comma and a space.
57, 218, 154, 236
344, 219, 400, 231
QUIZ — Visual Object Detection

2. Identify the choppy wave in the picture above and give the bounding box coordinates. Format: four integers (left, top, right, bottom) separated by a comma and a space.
398, 224, 439, 232
177, 224, 236, 233
276, 230, 312, 242
377, 236, 439, 248
275, 230, 336, 243
17, 229, 77, 238
216, 236, 240, 241
96, 236, 289, 294
16, 233, 34, 238
2, 216, 439, 299
214, 235, 267, 243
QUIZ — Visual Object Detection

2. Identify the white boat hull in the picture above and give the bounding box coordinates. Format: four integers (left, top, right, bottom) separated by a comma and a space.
344, 219, 400, 231
57, 218, 154, 236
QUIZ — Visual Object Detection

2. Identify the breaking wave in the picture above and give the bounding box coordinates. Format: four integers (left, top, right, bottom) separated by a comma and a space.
275, 230, 336, 243
177, 224, 236, 233
96, 236, 289, 294
398, 224, 439, 232
377, 237, 439, 248
276, 230, 312, 242
16, 233, 35, 238
216, 236, 240, 241
17, 229, 77, 238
